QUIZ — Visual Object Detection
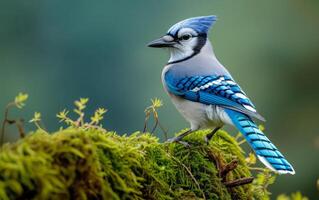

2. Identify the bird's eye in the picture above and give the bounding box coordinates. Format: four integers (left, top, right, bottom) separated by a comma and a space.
180, 33, 192, 41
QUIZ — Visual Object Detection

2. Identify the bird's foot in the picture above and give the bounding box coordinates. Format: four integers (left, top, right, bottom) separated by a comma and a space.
204, 135, 212, 145
166, 137, 191, 148
165, 129, 193, 147
204, 126, 222, 145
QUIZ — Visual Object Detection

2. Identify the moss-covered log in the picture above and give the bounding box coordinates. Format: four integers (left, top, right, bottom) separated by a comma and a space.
0, 127, 266, 200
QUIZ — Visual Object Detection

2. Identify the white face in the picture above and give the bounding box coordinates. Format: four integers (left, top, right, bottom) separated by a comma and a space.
168, 28, 200, 63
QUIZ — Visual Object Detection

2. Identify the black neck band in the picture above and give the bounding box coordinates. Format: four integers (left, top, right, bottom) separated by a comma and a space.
167, 34, 207, 65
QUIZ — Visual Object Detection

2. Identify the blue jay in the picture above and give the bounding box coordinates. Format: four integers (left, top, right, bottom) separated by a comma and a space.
148, 16, 295, 174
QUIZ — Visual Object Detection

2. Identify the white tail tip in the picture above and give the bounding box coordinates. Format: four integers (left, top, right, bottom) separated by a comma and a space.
257, 155, 295, 175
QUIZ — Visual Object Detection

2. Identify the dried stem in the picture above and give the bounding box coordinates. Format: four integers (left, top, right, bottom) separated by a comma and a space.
206, 149, 254, 188
75, 113, 85, 127
143, 112, 150, 133
16, 119, 25, 138
221, 159, 239, 181
224, 177, 254, 188
150, 116, 158, 134
1, 102, 15, 146
143, 119, 147, 133
158, 121, 168, 141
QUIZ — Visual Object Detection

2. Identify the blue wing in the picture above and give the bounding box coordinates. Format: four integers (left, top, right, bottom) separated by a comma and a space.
165, 72, 265, 121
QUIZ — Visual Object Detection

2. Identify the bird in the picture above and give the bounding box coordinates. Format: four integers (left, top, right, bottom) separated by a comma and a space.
147, 15, 295, 175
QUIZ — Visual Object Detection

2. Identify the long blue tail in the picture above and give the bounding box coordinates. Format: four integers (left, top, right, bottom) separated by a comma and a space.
225, 109, 295, 174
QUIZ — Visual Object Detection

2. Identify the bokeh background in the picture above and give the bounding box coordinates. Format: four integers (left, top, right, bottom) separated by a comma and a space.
0, 0, 318, 198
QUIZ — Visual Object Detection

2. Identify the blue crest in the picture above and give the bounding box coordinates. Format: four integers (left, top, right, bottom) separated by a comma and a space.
167, 15, 217, 36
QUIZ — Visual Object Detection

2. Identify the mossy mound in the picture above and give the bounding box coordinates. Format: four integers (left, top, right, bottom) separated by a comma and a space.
0, 128, 262, 200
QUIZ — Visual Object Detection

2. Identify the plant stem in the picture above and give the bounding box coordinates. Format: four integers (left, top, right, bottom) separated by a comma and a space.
224, 177, 254, 188
0, 103, 15, 147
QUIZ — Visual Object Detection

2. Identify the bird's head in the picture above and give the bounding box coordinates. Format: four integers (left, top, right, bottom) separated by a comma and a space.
148, 15, 217, 64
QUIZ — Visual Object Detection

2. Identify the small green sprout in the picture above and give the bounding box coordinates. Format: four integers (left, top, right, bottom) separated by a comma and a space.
1, 92, 29, 145
145, 98, 163, 111
56, 98, 107, 131
143, 98, 167, 137
29, 112, 46, 132
74, 98, 89, 115
56, 109, 75, 126
90, 108, 107, 125
151, 98, 163, 108
56, 109, 69, 122
73, 98, 89, 126
14, 93, 29, 109
29, 112, 41, 123
144, 98, 163, 129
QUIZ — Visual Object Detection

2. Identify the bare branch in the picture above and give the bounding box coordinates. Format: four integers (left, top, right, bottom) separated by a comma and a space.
224, 177, 254, 188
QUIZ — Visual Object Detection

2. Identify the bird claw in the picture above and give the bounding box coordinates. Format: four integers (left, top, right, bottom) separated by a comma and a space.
204, 126, 222, 145
165, 137, 191, 148
166, 137, 177, 143
204, 135, 210, 145
177, 141, 191, 148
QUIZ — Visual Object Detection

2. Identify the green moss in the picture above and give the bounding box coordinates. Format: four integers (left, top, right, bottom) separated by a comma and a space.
0, 128, 264, 200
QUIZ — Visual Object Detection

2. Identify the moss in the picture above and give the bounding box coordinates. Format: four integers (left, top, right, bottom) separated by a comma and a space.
0, 127, 265, 200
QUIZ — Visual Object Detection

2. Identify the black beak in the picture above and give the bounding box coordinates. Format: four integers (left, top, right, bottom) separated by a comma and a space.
147, 37, 175, 48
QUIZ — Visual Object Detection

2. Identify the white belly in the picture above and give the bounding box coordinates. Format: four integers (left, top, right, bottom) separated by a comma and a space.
169, 94, 233, 130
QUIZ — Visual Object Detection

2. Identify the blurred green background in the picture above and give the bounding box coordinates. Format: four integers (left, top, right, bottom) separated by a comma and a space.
0, 0, 318, 198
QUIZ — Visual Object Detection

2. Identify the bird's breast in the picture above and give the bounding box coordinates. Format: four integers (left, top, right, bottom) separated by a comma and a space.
168, 93, 232, 130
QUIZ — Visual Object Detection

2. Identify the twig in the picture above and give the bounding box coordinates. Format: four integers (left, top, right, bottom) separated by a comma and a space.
75, 113, 84, 127
221, 159, 238, 181
143, 98, 163, 135
143, 111, 151, 133
1, 102, 15, 146
158, 121, 168, 141
224, 177, 254, 188
143, 117, 148, 133
150, 117, 158, 134
15, 119, 25, 138
206, 149, 254, 188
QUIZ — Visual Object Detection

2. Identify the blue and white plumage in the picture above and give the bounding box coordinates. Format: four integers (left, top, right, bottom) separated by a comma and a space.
148, 16, 295, 174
